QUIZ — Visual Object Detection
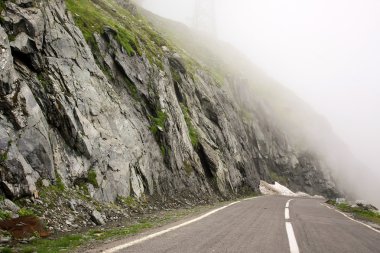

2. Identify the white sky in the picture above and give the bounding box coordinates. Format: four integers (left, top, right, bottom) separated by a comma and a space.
141, 0, 380, 176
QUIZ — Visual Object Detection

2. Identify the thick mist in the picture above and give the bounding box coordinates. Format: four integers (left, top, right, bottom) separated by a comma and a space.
139, 0, 380, 206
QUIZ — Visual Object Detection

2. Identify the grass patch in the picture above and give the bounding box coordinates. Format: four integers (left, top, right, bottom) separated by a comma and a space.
116, 196, 137, 208
180, 104, 199, 149
65, 0, 169, 68
18, 208, 35, 217
66, 0, 137, 56
54, 172, 65, 192
87, 169, 99, 188
150, 110, 167, 135
337, 203, 380, 224
327, 200, 380, 225
0, 210, 11, 220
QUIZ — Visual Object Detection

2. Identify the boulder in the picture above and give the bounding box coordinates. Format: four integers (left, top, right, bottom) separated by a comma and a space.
3, 199, 20, 213
90, 210, 105, 226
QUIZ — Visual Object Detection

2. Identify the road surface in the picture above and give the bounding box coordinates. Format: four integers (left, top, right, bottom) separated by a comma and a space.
88, 196, 380, 253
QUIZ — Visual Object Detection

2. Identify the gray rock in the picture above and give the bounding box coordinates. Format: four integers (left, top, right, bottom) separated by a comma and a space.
4, 199, 20, 213
68, 199, 77, 211
10, 32, 37, 54
0, 0, 339, 207
90, 210, 105, 226
41, 179, 50, 187
0, 236, 11, 243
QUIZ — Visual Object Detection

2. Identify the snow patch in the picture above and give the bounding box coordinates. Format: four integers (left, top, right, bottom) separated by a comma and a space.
259, 180, 320, 198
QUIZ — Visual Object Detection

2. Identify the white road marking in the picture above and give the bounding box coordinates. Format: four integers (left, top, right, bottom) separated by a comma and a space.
244, 196, 261, 201
321, 203, 380, 234
102, 200, 244, 253
285, 208, 290, 220
285, 199, 293, 220
320, 203, 333, 209
285, 222, 300, 253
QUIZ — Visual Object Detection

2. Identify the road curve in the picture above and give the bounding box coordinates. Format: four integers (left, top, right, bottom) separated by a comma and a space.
88, 196, 380, 253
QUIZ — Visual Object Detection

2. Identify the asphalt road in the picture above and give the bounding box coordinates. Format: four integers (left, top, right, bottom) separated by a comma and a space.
91, 196, 380, 253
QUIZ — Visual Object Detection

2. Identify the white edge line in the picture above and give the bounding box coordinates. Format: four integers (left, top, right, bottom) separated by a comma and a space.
285, 222, 300, 253
103, 198, 260, 253
320, 203, 380, 234
244, 195, 261, 201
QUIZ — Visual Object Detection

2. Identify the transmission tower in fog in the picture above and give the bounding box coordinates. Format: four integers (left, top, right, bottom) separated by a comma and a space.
193, 0, 216, 35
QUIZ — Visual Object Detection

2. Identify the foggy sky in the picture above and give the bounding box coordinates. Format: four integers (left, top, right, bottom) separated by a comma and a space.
140, 0, 380, 198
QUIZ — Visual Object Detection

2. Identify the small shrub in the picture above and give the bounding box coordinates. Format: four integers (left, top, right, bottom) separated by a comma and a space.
150, 110, 167, 135
87, 169, 99, 188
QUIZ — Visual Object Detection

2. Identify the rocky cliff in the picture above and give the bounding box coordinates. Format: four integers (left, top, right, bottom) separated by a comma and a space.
0, 0, 337, 212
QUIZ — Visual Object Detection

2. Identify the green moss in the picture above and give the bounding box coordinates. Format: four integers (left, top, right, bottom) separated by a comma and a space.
150, 110, 167, 135
87, 169, 99, 188
180, 104, 199, 149
18, 208, 35, 217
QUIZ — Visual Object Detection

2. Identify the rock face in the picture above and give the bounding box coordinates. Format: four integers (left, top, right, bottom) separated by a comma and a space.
0, 0, 338, 203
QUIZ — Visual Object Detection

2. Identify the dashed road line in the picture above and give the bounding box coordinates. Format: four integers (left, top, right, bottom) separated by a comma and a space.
286, 199, 292, 208
285, 208, 290, 220
285, 199, 293, 220
286, 222, 300, 253
285, 199, 299, 253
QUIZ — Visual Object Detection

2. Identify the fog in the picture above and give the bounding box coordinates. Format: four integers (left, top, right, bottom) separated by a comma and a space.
139, 0, 380, 206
